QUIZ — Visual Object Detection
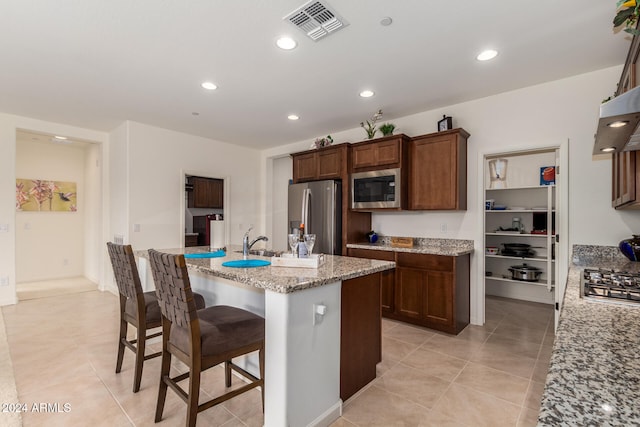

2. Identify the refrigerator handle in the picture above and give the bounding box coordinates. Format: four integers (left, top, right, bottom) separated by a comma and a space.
301, 188, 310, 232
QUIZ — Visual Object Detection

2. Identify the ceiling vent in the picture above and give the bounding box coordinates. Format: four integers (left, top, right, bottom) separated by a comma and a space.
283, 0, 349, 42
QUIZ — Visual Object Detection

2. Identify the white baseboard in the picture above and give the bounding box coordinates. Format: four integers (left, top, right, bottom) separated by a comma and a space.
307, 400, 342, 427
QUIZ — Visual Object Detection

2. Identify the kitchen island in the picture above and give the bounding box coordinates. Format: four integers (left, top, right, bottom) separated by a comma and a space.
538, 245, 640, 426
136, 246, 395, 427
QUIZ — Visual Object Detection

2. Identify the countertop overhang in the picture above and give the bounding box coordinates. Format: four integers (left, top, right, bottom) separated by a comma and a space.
136, 245, 395, 294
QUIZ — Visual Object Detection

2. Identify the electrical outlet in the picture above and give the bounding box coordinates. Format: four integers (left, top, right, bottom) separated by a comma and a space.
440, 223, 447, 233
133, 224, 141, 232
63, 258, 69, 266
0, 276, 9, 287
0, 223, 8, 232
24, 222, 31, 230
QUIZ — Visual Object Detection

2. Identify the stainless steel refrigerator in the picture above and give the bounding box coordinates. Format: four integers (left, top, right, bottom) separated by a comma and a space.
288, 180, 342, 255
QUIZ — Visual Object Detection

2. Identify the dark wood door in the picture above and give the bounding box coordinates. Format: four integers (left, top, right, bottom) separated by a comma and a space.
347, 248, 395, 314
376, 139, 401, 166
409, 129, 468, 210
613, 151, 638, 208
424, 271, 454, 327
317, 147, 343, 180
395, 267, 423, 320
293, 152, 318, 182
341, 273, 381, 400
210, 179, 224, 208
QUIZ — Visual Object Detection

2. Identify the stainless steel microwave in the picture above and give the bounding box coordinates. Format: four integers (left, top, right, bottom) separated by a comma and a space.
351, 168, 401, 209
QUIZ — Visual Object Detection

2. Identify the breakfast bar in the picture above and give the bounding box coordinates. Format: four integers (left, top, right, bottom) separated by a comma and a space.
136, 246, 395, 427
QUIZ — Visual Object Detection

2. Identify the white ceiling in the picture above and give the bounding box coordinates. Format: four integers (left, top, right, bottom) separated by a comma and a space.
0, 1, 630, 149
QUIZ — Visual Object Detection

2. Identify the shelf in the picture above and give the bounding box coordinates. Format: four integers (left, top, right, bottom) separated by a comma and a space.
486, 185, 555, 191
485, 232, 555, 237
485, 275, 555, 287
485, 209, 555, 213
485, 254, 554, 262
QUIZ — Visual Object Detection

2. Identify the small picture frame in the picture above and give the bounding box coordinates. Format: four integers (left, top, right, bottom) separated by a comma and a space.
438, 115, 452, 132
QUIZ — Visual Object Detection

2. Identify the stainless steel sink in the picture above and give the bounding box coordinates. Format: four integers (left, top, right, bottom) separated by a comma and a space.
234, 249, 283, 257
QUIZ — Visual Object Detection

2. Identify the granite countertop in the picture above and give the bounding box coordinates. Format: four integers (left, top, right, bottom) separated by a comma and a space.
346, 236, 474, 256
136, 245, 395, 294
538, 245, 640, 426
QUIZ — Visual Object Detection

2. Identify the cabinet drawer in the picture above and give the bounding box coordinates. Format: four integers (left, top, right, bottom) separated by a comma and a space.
397, 252, 453, 271
348, 248, 395, 261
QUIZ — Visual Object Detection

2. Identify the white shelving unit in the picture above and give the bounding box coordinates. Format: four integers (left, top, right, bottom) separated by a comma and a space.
484, 151, 558, 305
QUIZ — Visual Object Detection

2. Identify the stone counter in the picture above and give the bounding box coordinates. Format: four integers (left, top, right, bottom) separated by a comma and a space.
347, 236, 474, 256
538, 245, 640, 426
136, 245, 395, 294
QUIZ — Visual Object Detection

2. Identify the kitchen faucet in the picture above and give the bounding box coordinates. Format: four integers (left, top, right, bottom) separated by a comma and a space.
243, 227, 268, 259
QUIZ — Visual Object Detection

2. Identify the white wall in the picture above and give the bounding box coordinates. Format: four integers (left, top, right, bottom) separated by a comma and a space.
118, 121, 263, 251
15, 139, 86, 282
262, 65, 640, 324
0, 113, 108, 305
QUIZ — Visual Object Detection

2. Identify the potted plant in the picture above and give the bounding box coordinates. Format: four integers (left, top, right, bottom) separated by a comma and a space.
614, 0, 640, 35
379, 123, 396, 136
360, 110, 383, 139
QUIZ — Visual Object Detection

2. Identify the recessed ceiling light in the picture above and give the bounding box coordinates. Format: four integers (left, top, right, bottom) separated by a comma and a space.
601, 147, 616, 152
201, 82, 218, 90
287, 114, 299, 121
608, 120, 629, 128
192, 112, 200, 116
476, 49, 498, 61
380, 17, 393, 26
53, 135, 67, 140
276, 37, 297, 50
360, 90, 375, 98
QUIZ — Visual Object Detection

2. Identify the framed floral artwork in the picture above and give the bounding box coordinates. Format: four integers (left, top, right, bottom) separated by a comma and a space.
16, 179, 77, 212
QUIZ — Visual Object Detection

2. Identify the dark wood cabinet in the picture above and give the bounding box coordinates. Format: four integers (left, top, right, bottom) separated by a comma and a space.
408, 129, 469, 210
188, 177, 223, 209
292, 145, 345, 183
612, 150, 640, 209
347, 248, 470, 334
340, 272, 381, 401
393, 252, 468, 334
347, 248, 395, 314
350, 134, 409, 172
291, 144, 371, 254
611, 28, 640, 209
185, 234, 199, 247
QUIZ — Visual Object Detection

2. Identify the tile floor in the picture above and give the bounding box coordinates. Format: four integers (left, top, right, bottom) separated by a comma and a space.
1, 290, 553, 426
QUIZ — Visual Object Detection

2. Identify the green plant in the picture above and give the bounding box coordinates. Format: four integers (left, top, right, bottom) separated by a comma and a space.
614, 0, 640, 35
360, 109, 383, 139
379, 123, 396, 136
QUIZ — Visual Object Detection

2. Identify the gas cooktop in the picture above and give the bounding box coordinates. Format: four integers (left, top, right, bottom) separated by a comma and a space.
581, 268, 640, 307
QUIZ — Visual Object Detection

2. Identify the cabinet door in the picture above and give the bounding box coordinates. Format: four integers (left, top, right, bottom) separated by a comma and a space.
409, 130, 467, 210
192, 177, 210, 208
395, 267, 423, 320
318, 147, 343, 180
293, 152, 318, 183
348, 248, 395, 314
376, 139, 401, 166
613, 151, 637, 208
424, 271, 454, 327
210, 179, 224, 208
352, 145, 377, 169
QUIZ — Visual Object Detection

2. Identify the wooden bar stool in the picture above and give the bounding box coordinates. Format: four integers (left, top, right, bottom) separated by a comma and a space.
106, 243, 205, 392
148, 249, 265, 427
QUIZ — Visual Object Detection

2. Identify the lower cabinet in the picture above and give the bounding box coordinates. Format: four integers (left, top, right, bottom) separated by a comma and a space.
347, 248, 395, 314
341, 272, 381, 401
347, 248, 470, 334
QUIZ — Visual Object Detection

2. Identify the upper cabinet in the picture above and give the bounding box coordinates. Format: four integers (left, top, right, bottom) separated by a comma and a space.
350, 134, 409, 172
292, 144, 347, 183
408, 128, 469, 210
187, 176, 224, 209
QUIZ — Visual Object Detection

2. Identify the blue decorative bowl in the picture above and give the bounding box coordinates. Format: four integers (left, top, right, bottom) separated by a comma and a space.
619, 235, 640, 262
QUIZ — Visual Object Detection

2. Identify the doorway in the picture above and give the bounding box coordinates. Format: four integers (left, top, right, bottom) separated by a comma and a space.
183, 173, 227, 249
15, 129, 103, 300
